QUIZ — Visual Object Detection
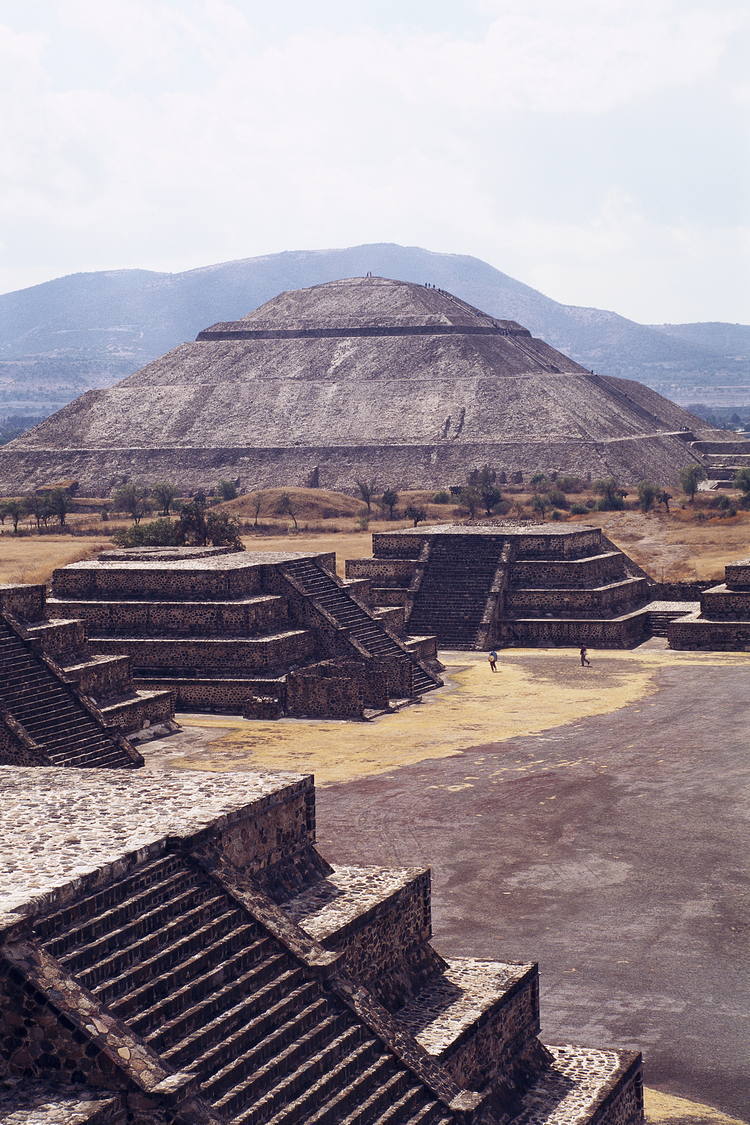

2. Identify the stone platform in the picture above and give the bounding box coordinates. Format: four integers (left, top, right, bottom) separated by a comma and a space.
49, 546, 442, 720
347, 524, 655, 650
0, 765, 643, 1125
669, 557, 750, 650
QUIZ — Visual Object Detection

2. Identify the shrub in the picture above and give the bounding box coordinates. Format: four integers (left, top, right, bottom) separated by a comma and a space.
216, 480, 238, 502
550, 509, 563, 520
557, 475, 584, 493
637, 481, 660, 513
112, 517, 182, 548
570, 503, 588, 515
546, 488, 568, 508
432, 491, 451, 504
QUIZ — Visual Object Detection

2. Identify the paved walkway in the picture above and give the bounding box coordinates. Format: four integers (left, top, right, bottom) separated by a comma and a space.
315, 654, 749, 1120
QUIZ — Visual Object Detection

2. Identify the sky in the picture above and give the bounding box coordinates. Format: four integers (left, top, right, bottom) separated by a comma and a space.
0, 0, 748, 323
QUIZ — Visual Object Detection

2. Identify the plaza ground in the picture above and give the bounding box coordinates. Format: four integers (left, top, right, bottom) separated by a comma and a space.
144, 641, 750, 1125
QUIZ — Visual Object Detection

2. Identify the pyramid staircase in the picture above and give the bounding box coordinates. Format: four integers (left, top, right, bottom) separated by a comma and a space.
406, 538, 505, 649
280, 558, 441, 697
28, 853, 459, 1125
0, 616, 142, 769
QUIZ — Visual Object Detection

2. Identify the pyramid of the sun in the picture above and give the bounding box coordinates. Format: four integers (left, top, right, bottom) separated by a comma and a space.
0, 276, 713, 495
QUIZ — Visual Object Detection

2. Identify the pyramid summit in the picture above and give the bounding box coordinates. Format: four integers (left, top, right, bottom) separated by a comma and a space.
0, 275, 715, 495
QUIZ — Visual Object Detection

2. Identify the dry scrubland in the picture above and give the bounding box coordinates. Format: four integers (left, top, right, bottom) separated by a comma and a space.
1, 484, 749, 586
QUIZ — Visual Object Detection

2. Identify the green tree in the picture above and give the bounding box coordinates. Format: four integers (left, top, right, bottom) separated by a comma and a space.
217, 480, 238, 502
205, 510, 243, 548
680, 464, 705, 503
24, 494, 53, 530
530, 472, 547, 491
275, 492, 298, 530
734, 467, 750, 506
152, 481, 178, 515
48, 488, 74, 528
404, 505, 427, 527
3, 500, 23, 534
637, 481, 659, 513
481, 485, 502, 515
176, 497, 208, 544
356, 479, 378, 513
531, 493, 549, 518
113, 483, 152, 525
459, 487, 481, 518
593, 478, 626, 511
381, 488, 399, 519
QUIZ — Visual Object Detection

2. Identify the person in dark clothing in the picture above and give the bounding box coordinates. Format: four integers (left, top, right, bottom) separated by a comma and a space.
488, 650, 498, 672
580, 645, 591, 667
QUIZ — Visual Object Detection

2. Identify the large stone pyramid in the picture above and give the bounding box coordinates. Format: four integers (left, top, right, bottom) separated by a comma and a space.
0, 276, 714, 495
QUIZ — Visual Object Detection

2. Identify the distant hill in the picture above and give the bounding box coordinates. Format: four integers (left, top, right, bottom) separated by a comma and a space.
0, 243, 747, 414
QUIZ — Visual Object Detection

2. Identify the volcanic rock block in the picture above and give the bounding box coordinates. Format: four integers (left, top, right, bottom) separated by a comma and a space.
347, 523, 656, 650
49, 546, 441, 718
0, 276, 717, 495
0, 765, 644, 1124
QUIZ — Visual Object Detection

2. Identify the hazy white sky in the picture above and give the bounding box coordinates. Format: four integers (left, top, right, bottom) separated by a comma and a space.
1, 0, 748, 322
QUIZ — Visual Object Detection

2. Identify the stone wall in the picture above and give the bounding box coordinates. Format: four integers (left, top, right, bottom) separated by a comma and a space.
92, 631, 317, 673
506, 579, 648, 618
501, 612, 649, 648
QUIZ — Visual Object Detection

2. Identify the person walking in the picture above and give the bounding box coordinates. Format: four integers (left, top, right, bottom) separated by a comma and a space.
579, 644, 591, 667
488, 650, 498, 672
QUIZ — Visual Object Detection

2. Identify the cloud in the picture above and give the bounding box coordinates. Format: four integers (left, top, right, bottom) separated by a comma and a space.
0, 0, 747, 321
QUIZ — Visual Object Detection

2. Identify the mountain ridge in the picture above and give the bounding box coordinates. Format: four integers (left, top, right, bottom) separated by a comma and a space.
0, 243, 747, 413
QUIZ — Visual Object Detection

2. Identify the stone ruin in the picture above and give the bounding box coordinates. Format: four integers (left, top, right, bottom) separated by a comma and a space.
48, 546, 442, 720
0, 583, 176, 770
0, 276, 723, 496
0, 765, 644, 1125
347, 524, 668, 650
668, 557, 750, 649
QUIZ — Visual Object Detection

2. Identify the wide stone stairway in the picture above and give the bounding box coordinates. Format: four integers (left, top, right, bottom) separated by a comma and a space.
407, 537, 503, 648
33, 853, 453, 1125
280, 557, 440, 696
0, 616, 142, 769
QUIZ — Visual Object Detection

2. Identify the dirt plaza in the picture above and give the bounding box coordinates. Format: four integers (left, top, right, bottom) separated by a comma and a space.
144, 642, 750, 1124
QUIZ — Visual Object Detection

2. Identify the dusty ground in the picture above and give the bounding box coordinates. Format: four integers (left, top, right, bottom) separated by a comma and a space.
144, 644, 750, 1123
0, 535, 109, 585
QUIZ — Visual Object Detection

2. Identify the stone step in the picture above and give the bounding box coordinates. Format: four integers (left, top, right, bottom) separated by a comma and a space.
507, 1044, 638, 1125
162, 977, 319, 1072
37, 854, 186, 947
99, 913, 257, 1011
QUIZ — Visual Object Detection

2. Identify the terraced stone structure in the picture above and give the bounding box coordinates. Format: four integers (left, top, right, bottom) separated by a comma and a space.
347, 524, 655, 649
669, 558, 750, 649
49, 547, 441, 718
0, 584, 176, 770
688, 436, 750, 489
0, 766, 643, 1125
0, 276, 718, 495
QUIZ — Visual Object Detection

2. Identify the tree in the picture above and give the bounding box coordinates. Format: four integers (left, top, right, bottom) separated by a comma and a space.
356, 479, 378, 513
152, 481, 178, 515
113, 483, 152, 525
205, 510, 243, 548
481, 485, 502, 515
459, 487, 481, 518
3, 500, 22, 534
113, 518, 183, 548
404, 505, 427, 527
24, 494, 53, 530
381, 488, 399, 519
637, 481, 659, 513
48, 488, 74, 528
276, 492, 298, 530
593, 478, 626, 511
217, 480, 238, 502
531, 493, 549, 518
734, 467, 750, 506
176, 497, 208, 544
680, 464, 705, 503
658, 490, 672, 513
530, 472, 547, 491
250, 492, 263, 527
